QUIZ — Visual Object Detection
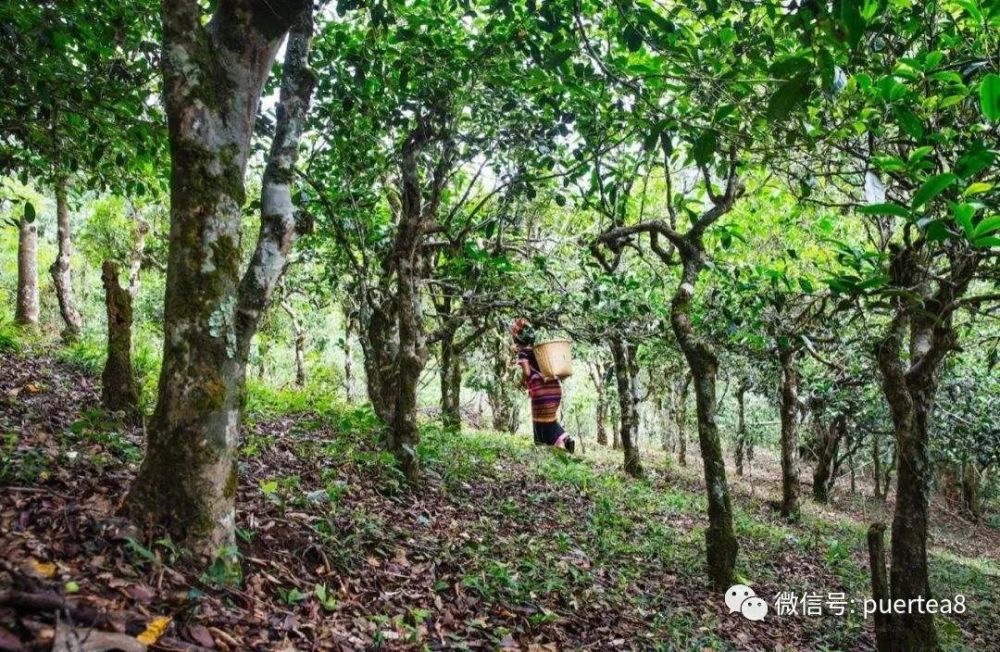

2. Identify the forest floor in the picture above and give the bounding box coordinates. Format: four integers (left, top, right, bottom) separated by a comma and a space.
644, 441, 1000, 566
1, 344, 998, 651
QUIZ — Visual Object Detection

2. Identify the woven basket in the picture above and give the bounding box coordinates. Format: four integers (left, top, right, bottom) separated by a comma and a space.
534, 339, 573, 380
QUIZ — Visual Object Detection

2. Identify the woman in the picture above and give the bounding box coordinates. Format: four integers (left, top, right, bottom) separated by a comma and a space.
511, 319, 575, 453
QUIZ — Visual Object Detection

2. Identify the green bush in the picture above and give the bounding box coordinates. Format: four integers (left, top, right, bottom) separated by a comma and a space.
56, 336, 106, 374
0, 320, 22, 354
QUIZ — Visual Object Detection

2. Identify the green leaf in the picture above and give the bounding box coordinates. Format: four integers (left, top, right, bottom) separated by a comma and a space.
954, 203, 975, 238
767, 69, 813, 121
939, 93, 968, 109
972, 215, 1000, 239
622, 25, 643, 52
714, 104, 736, 123
911, 173, 957, 209
692, 130, 718, 166
872, 155, 905, 172
859, 203, 910, 218
930, 71, 964, 85
980, 73, 1000, 121
963, 181, 993, 196
896, 109, 923, 138
770, 56, 811, 78
833, 0, 866, 48
973, 235, 1000, 248
955, 147, 996, 178
798, 278, 814, 293
924, 219, 951, 242
956, 0, 982, 21
642, 127, 661, 153
23, 202, 36, 223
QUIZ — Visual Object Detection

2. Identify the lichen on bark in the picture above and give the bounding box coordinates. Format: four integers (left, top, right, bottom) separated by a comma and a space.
123, 0, 312, 558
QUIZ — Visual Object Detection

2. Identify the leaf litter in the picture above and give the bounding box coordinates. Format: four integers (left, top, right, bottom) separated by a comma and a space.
1, 348, 997, 651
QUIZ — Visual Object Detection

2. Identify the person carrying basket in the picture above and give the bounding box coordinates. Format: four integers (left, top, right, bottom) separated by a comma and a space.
511, 318, 575, 453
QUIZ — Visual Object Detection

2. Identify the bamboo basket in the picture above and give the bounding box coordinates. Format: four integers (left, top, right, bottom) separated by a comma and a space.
534, 339, 573, 380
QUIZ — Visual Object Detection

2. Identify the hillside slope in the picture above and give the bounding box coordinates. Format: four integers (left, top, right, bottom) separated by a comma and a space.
1, 346, 997, 651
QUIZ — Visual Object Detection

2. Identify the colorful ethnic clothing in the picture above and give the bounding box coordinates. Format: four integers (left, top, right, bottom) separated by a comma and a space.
517, 347, 562, 423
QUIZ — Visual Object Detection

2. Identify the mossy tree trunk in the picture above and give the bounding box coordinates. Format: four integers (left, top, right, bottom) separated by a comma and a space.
960, 462, 981, 522
778, 343, 800, 519
127, 207, 150, 298
355, 116, 454, 481
671, 258, 737, 590
590, 146, 741, 591
486, 331, 520, 433
439, 328, 462, 430
812, 414, 845, 503
124, 1, 313, 558
657, 394, 670, 451
390, 242, 425, 482
872, 430, 883, 499
868, 523, 892, 652
591, 362, 609, 446
359, 295, 399, 427
343, 307, 357, 401
101, 261, 139, 421
734, 381, 747, 476
427, 254, 491, 433
51, 176, 82, 341
15, 213, 39, 326
874, 247, 978, 652
610, 335, 643, 478
675, 374, 689, 466
279, 289, 306, 387
611, 409, 621, 450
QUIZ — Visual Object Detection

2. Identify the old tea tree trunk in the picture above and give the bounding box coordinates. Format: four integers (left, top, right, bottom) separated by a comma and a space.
354, 116, 452, 482
436, 319, 464, 431
610, 335, 643, 477
15, 206, 39, 326
734, 379, 747, 476
125, 1, 313, 558
51, 177, 83, 340
777, 341, 800, 519
671, 256, 738, 590
874, 246, 978, 652
591, 149, 741, 590
101, 261, 140, 422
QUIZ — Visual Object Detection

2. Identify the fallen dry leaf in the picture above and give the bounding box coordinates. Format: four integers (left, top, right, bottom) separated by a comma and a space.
135, 616, 170, 646
27, 559, 57, 579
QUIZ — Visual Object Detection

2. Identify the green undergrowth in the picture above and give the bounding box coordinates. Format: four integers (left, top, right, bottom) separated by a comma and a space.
0, 318, 48, 354
257, 394, 997, 650
55, 327, 161, 412
14, 349, 994, 650
226, 380, 1000, 649
244, 376, 351, 421
0, 320, 23, 354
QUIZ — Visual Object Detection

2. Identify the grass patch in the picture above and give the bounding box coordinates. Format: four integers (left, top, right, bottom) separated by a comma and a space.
56, 337, 106, 375
55, 329, 161, 413
0, 320, 25, 354
244, 377, 347, 419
